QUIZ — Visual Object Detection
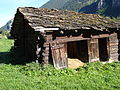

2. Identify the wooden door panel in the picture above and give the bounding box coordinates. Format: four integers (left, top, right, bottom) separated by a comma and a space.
50, 43, 68, 69
88, 39, 99, 62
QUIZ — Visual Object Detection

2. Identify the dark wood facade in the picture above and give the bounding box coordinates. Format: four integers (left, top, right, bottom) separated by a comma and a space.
11, 7, 120, 68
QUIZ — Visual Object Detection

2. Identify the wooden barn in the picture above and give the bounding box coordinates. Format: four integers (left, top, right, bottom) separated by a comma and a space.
11, 7, 120, 68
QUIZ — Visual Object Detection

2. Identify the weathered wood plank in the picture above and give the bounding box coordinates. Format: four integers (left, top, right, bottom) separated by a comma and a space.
88, 39, 99, 62
109, 34, 118, 61
50, 43, 68, 69
49, 33, 117, 44
51, 35, 89, 43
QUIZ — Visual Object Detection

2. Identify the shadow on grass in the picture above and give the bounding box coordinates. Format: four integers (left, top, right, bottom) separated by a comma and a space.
0, 51, 32, 65
0, 52, 10, 64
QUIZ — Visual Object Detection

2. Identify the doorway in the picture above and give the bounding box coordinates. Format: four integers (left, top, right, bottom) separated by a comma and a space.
98, 38, 109, 61
67, 40, 89, 63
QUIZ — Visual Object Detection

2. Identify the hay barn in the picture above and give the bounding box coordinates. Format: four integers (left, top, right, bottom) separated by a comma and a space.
11, 7, 120, 68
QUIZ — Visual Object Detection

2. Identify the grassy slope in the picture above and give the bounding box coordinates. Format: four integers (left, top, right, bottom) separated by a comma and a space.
41, 0, 70, 9
0, 39, 13, 52
113, 17, 120, 23
61, 0, 96, 12
0, 39, 120, 90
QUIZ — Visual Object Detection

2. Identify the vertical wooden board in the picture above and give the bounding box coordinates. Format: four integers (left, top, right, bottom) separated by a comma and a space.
107, 38, 110, 58
88, 39, 99, 62
109, 34, 118, 61
60, 46, 68, 67
50, 43, 68, 69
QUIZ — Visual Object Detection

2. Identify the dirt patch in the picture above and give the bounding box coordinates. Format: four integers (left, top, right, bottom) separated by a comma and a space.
68, 58, 85, 69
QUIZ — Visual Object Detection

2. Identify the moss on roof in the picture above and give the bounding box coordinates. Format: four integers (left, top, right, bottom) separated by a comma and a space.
18, 7, 120, 31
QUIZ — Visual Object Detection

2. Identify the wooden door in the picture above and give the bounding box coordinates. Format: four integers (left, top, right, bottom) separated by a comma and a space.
88, 39, 99, 62
50, 42, 68, 69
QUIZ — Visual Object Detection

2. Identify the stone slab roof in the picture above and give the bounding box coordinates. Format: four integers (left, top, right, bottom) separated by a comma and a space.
18, 7, 120, 31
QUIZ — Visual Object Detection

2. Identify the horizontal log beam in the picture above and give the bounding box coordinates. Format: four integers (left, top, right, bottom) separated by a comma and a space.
50, 35, 90, 43
92, 33, 117, 38
47, 33, 117, 44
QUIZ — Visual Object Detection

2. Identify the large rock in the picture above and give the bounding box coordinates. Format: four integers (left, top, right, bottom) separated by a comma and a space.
98, 0, 107, 9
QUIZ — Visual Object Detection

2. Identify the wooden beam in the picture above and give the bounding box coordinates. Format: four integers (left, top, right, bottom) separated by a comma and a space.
45, 32, 117, 44
34, 27, 59, 32
47, 34, 113, 44
49, 35, 90, 43
91, 33, 117, 39
91, 34, 110, 38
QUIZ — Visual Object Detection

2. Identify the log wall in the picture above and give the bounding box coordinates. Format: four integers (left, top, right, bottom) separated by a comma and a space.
109, 33, 118, 61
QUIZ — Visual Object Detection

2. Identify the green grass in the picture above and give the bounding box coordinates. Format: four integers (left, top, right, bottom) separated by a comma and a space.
0, 38, 14, 52
112, 17, 120, 22
0, 39, 120, 90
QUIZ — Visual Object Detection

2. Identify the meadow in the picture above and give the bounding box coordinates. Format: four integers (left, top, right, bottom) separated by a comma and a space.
0, 38, 120, 90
